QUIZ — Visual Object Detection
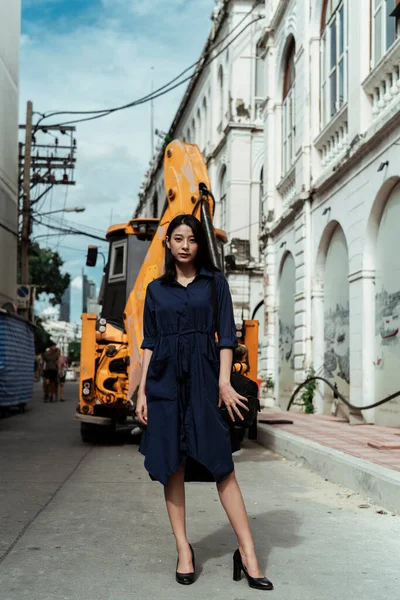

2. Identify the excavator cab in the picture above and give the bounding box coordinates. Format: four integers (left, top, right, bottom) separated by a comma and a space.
100, 219, 158, 330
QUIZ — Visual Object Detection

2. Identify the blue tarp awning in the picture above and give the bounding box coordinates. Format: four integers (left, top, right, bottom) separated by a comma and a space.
0, 311, 34, 406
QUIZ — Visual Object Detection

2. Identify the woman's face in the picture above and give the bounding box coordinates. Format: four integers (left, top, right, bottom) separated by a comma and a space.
166, 224, 198, 266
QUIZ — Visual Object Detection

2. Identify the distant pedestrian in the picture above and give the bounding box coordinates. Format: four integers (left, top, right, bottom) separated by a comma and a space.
42, 345, 59, 402
34, 354, 41, 382
57, 351, 68, 402
136, 215, 273, 590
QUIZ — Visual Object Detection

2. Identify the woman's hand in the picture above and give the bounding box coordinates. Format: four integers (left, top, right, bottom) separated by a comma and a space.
218, 381, 248, 422
135, 390, 148, 426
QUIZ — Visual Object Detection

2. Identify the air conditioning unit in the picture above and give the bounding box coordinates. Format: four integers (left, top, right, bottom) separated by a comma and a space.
230, 238, 251, 265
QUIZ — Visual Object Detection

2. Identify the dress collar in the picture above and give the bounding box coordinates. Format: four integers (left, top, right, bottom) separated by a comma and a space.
160, 266, 215, 286
197, 267, 215, 279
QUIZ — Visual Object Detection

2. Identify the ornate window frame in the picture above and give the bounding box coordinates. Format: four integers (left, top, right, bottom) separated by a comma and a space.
320, 0, 348, 129
282, 38, 296, 176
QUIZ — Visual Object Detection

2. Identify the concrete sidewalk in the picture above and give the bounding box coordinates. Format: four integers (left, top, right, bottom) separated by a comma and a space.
1, 384, 400, 599
256, 411, 400, 514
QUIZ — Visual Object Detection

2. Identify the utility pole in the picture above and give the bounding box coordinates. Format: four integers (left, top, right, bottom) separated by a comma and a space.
18, 103, 78, 320
21, 101, 33, 288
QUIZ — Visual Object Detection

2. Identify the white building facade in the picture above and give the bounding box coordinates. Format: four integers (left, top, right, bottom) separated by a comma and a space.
0, 2, 20, 307
260, 0, 400, 425
135, 0, 269, 387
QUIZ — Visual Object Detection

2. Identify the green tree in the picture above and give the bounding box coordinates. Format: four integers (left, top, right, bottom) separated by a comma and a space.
68, 340, 81, 363
28, 242, 70, 306
301, 365, 317, 414
34, 318, 54, 354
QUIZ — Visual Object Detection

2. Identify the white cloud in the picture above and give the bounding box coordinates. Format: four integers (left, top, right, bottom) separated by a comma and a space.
40, 305, 59, 318
71, 275, 83, 290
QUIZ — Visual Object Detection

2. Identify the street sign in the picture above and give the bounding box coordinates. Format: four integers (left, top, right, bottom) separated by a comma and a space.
16, 285, 30, 299
16, 285, 30, 309
15, 285, 36, 316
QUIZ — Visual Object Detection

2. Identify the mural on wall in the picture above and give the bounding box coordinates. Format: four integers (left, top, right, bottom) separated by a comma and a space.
324, 226, 350, 413
375, 183, 400, 426
278, 253, 295, 409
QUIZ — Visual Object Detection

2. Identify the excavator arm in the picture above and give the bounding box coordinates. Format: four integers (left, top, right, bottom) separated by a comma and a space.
124, 140, 224, 401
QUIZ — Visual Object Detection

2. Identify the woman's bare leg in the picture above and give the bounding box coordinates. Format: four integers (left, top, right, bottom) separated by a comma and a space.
216, 470, 264, 577
164, 463, 193, 573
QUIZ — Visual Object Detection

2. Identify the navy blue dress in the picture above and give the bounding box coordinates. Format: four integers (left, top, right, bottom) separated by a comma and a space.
139, 267, 239, 486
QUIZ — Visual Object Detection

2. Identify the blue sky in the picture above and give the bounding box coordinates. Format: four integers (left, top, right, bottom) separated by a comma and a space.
20, 0, 216, 321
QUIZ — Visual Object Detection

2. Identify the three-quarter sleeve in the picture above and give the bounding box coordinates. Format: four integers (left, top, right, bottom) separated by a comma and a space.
141, 284, 157, 350
215, 274, 238, 350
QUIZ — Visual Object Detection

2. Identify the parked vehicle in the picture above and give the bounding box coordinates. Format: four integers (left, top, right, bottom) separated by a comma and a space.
65, 368, 77, 382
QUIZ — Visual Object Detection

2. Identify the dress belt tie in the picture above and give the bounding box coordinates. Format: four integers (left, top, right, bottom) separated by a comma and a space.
160, 329, 208, 380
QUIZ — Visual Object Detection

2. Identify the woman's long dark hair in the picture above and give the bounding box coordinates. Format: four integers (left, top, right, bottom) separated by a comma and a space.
161, 214, 220, 285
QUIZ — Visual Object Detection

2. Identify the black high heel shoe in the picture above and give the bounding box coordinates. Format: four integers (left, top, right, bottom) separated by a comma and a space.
233, 549, 273, 591
176, 543, 195, 585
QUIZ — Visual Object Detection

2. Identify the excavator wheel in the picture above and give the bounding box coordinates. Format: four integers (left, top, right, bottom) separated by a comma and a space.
247, 419, 258, 440
80, 422, 115, 444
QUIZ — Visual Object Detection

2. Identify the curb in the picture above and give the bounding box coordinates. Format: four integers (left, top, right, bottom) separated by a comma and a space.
256, 423, 400, 514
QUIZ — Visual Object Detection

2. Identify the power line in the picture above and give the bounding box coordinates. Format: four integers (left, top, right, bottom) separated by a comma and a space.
35, 3, 263, 127
32, 215, 106, 242
41, 213, 106, 237
34, 12, 264, 129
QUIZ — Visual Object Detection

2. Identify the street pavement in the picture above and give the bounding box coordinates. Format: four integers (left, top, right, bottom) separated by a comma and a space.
0, 382, 399, 600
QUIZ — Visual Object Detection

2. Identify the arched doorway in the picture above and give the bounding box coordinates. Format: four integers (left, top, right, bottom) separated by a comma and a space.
278, 253, 295, 410
374, 182, 400, 426
323, 225, 350, 415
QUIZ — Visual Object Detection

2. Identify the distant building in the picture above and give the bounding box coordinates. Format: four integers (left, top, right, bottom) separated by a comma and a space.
41, 319, 82, 356
82, 271, 99, 315
87, 297, 100, 316
59, 286, 71, 322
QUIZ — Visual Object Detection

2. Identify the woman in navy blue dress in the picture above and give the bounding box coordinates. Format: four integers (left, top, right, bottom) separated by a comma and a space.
136, 214, 273, 590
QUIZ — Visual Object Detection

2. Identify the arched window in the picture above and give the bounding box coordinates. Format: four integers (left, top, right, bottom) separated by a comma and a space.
259, 166, 264, 228
197, 108, 202, 150
202, 97, 208, 153
219, 166, 227, 230
218, 66, 224, 130
192, 117, 196, 144
373, 1, 400, 65
151, 192, 158, 218
282, 38, 296, 175
186, 128, 191, 143
255, 39, 265, 99
320, 0, 348, 128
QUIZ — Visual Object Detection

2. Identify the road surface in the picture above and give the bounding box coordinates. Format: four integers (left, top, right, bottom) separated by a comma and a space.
0, 382, 398, 599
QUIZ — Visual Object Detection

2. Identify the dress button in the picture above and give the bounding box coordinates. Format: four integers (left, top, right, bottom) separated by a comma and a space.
184, 301, 188, 305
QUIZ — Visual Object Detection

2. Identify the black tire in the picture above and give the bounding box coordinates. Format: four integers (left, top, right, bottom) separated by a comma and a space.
248, 419, 258, 440
80, 422, 115, 444
235, 427, 246, 443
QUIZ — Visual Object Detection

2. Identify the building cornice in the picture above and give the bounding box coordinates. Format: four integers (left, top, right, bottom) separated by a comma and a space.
259, 194, 307, 246
313, 108, 400, 197
269, 0, 292, 33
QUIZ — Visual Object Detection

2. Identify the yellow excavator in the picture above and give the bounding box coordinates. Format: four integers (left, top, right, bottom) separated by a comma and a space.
75, 140, 259, 442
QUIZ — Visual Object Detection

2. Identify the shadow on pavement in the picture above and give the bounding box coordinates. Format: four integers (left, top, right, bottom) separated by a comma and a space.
193, 509, 303, 575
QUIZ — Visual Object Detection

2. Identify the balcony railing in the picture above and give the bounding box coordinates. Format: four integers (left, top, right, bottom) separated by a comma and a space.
277, 163, 296, 207
314, 104, 348, 168
363, 38, 400, 123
